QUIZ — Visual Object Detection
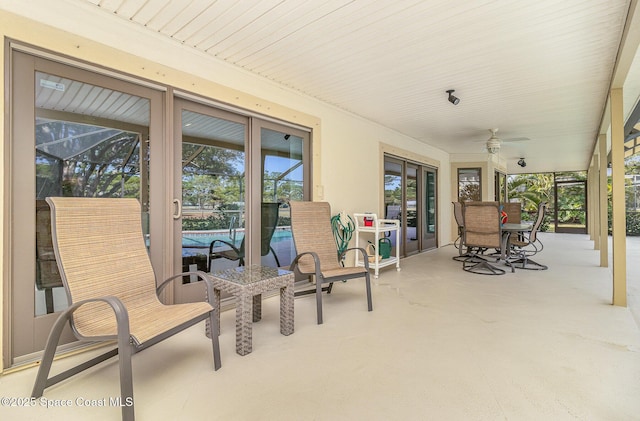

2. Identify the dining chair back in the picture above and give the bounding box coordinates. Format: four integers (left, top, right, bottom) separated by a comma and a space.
509, 201, 548, 270
452, 201, 472, 261
501, 202, 522, 224
461, 201, 505, 275
453, 201, 464, 233
528, 201, 547, 245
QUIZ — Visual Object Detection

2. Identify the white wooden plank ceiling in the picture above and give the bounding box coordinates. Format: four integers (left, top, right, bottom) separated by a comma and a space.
66, 1, 638, 172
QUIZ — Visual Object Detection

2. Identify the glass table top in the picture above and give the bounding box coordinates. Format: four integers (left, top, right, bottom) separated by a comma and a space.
210, 264, 292, 286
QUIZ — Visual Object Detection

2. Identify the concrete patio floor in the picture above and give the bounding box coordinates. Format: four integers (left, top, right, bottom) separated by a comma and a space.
1, 232, 639, 420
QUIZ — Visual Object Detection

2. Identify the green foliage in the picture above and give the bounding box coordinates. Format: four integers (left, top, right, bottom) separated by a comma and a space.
626, 211, 640, 235
182, 215, 225, 231
607, 210, 640, 236
507, 173, 554, 212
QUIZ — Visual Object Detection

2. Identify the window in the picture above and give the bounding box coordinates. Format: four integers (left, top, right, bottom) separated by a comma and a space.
458, 168, 481, 202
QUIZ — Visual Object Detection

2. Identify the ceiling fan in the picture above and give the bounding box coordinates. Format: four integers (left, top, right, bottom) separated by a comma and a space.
480, 128, 529, 154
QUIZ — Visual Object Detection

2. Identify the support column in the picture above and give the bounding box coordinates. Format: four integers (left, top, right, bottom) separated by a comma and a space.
598, 134, 608, 266
610, 88, 626, 306
589, 159, 600, 248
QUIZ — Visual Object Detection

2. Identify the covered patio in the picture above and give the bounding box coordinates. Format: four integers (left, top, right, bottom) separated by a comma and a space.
1, 233, 639, 420
1, 2, 640, 419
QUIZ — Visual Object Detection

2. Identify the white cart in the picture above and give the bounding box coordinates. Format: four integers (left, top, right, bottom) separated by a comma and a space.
353, 213, 401, 279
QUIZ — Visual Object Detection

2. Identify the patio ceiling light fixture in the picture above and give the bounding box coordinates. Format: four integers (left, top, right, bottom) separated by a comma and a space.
446, 89, 460, 105
518, 158, 527, 167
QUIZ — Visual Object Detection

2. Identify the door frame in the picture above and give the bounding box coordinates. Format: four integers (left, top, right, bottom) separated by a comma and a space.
5, 49, 165, 368
554, 179, 588, 234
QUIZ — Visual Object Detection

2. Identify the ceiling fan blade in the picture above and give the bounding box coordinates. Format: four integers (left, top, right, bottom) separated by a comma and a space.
502, 137, 530, 142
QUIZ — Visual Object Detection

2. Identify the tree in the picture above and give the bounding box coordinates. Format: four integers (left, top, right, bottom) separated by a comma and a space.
507, 173, 553, 212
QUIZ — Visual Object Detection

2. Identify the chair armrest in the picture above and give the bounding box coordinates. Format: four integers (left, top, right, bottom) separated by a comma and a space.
56, 296, 130, 341
157, 271, 215, 306
289, 251, 320, 272
289, 251, 324, 285
340, 247, 370, 270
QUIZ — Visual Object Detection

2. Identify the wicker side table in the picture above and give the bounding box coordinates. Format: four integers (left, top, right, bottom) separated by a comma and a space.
206, 265, 294, 356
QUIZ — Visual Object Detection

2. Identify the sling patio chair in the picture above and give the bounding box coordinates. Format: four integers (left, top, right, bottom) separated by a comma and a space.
508, 201, 548, 270
32, 197, 221, 421
289, 201, 373, 324
208, 202, 281, 271
461, 201, 507, 275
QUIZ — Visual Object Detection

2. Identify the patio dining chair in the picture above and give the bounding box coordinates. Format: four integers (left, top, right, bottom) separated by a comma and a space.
289, 201, 372, 324
452, 201, 465, 253
452, 201, 478, 261
32, 197, 221, 421
508, 201, 548, 270
461, 201, 506, 275
207, 202, 281, 271
501, 202, 522, 224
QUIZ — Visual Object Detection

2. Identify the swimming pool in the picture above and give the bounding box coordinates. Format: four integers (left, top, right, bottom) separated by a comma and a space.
182, 227, 292, 249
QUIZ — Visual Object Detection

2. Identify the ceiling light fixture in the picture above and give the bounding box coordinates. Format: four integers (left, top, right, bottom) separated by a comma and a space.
486, 139, 501, 155
486, 128, 501, 154
518, 158, 527, 168
446, 89, 460, 105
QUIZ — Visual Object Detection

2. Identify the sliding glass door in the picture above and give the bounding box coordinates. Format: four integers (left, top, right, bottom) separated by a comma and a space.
256, 122, 309, 268
383, 155, 438, 256
173, 98, 310, 303
8, 51, 162, 365
173, 100, 248, 299
7, 51, 311, 369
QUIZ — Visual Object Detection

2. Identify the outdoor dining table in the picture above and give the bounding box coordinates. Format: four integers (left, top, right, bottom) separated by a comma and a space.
500, 222, 532, 261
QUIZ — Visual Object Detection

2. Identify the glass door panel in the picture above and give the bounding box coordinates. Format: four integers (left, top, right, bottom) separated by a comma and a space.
422, 168, 437, 250
259, 126, 307, 268
34, 72, 149, 315
10, 51, 159, 365
405, 164, 419, 255
177, 104, 247, 283
384, 158, 403, 256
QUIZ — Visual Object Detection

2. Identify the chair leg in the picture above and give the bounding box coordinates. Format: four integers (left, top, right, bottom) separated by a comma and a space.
117, 344, 135, 421
32, 310, 73, 398
462, 258, 506, 275
509, 256, 548, 270
364, 272, 373, 312
115, 313, 135, 421
316, 280, 324, 324
209, 311, 222, 370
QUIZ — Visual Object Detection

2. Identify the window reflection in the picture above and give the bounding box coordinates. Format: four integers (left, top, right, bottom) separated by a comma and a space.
34, 72, 149, 315
458, 168, 481, 202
